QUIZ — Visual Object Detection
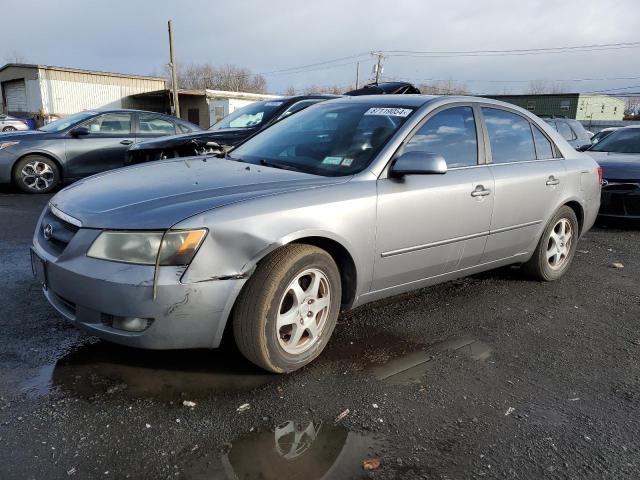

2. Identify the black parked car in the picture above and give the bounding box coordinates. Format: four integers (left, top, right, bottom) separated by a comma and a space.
584, 126, 640, 218
344, 81, 421, 96
0, 109, 201, 193
126, 95, 338, 164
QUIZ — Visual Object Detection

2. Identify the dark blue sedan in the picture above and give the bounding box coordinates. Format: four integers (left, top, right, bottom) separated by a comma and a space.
0, 109, 201, 193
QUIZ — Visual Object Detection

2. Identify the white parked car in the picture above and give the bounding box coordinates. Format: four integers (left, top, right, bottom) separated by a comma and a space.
0, 114, 29, 132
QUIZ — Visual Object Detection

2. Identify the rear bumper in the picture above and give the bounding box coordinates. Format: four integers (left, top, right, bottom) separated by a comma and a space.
32, 227, 245, 350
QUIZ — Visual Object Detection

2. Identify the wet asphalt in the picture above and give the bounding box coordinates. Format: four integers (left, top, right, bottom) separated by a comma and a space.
1, 186, 640, 479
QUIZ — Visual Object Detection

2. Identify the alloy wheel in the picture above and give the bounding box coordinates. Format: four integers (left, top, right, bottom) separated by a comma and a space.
546, 218, 573, 270
21, 160, 55, 191
277, 268, 331, 355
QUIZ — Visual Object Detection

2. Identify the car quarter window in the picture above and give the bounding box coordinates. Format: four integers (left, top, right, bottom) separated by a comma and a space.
82, 113, 132, 135
531, 123, 555, 159
139, 114, 176, 135
404, 106, 478, 168
482, 108, 536, 164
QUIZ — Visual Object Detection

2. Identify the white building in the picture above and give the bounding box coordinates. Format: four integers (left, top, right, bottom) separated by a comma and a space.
0, 63, 166, 121
131, 88, 282, 128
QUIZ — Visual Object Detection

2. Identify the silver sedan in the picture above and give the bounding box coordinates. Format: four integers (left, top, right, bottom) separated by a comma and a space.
32, 95, 601, 372
0, 113, 29, 132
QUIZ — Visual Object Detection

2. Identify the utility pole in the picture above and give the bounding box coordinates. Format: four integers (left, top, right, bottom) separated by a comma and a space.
168, 20, 180, 118
371, 51, 385, 84
355, 61, 360, 89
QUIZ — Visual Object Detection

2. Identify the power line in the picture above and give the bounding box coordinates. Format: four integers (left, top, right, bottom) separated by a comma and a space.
382, 40, 640, 58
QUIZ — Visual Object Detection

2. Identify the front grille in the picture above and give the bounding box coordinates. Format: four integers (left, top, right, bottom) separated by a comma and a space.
39, 207, 80, 256
601, 180, 640, 216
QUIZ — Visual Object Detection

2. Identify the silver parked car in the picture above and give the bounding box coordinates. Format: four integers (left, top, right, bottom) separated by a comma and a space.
31, 96, 601, 372
0, 113, 29, 132
544, 118, 592, 150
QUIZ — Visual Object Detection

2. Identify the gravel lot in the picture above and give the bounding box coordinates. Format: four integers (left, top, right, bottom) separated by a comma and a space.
1, 188, 639, 479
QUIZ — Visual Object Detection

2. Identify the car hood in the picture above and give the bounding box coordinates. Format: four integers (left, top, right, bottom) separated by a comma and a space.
0, 130, 46, 140
586, 151, 640, 180
50, 157, 348, 229
131, 128, 257, 150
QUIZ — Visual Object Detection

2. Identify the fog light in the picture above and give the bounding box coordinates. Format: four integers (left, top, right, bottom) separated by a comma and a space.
111, 316, 153, 332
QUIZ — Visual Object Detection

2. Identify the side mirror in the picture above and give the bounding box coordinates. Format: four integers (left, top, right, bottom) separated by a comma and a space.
390, 151, 447, 176
576, 144, 591, 152
69, 126, 90, 137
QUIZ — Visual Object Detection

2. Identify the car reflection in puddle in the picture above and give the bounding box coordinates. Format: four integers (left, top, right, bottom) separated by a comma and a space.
21, 340, 278, 400
181, 419, 382, 480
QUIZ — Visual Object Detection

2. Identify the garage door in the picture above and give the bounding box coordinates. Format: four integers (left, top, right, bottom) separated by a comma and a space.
3, 80, 27, 112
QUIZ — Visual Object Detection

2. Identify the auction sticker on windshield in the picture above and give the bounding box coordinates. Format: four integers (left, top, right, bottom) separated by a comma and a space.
364, 107, 413, 117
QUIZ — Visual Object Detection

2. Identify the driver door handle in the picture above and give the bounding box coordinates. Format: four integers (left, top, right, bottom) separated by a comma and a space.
471, 185, 491, 197
120, 140, 134, 145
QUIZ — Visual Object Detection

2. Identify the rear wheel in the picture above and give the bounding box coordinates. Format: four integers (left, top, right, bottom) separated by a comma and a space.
13, 155, 60, 194
523, 206, 579, 281
3, 126, 17, 132
233, 244, 342, 373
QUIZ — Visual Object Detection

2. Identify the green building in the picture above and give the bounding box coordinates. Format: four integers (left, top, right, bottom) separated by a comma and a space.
486, 93, 625, 121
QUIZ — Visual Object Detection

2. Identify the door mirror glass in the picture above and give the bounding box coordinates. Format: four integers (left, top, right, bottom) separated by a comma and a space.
69, 126, 90, 137
391, 151, 447, 176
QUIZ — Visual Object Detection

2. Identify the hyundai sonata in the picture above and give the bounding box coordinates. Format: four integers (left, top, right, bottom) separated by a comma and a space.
32, 95, 601, 372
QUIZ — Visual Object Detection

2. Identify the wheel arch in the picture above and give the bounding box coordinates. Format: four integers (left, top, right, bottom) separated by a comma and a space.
12, 151, 65, 182
563, 200, 584, 235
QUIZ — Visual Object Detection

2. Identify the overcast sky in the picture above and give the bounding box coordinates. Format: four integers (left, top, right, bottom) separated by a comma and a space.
1, 0, 639, 95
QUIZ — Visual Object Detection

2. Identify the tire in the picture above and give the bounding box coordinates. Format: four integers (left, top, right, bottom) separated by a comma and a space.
523, 206, 579, 281
12, 155, 60, 194
3, 126, 17, 132
233, 244, 342, 373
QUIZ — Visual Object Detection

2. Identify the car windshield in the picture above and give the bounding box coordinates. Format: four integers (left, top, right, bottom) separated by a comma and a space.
209, 100, 284, 130
38, 111, 97, 132
590, 128, 640, 154
229, 102, 415, 176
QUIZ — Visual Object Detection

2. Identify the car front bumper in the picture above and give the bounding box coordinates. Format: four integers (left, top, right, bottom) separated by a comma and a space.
32, 209, 245, 349
599, 181, 640, 218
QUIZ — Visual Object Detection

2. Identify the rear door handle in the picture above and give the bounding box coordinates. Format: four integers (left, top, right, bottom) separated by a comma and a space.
471, 185, 491, 197
546, 176, 560, 186
120, 140, 134, 145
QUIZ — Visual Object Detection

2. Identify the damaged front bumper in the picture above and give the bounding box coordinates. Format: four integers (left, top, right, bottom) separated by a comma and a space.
32, 212, 245, 350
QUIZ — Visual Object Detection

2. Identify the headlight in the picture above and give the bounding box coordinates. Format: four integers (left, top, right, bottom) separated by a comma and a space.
0, 141, 19, 151
87, 229, 207, 266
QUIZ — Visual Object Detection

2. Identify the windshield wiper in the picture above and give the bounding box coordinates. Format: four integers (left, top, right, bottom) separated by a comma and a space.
259, 159, 302, 172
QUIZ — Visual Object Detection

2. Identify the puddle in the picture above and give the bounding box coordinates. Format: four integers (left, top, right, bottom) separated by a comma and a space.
20, 340, 278, 400
369, 336, 493, 384
180, 419, 383, 480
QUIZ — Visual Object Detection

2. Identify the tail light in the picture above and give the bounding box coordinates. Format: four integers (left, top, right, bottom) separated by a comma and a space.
597, 166, 603, 185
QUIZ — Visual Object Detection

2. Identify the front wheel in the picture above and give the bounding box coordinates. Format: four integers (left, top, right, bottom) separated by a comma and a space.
12, 155, 60, 193
233, 244, 342, 373
3, 126, 17, 132
523, 206, 579, 281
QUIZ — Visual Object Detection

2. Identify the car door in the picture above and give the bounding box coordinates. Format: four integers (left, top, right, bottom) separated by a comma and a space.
373, 105, 495, 292
64, 112, 135, 178
480, 106, 566, 262
136, 112, 178, 143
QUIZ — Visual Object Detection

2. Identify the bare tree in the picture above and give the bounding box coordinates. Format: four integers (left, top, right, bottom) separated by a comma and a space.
623, 96, 640, 119
525, 80, 567, 94
165, 62, 268, 93
285, 85, 298, 96
419, 80, 469, 95
3, 51, 27, 63
302, 84, 344, 95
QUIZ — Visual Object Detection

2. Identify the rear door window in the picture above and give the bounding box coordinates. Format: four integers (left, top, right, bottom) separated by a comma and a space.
556, 122, 576, 141
404, 106, 478, 168
482, 108, 536, 164
139, 114, 177, 135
